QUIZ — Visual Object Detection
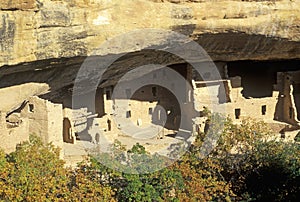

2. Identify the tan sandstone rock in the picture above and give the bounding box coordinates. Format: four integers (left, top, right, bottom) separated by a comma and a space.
0, 0, 299, 67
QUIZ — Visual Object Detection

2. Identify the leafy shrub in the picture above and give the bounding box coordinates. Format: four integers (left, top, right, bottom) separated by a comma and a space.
210, 118, 300, 201
1, 116, 299, 202
0, 135, 115, 202
0, 136, 69, 201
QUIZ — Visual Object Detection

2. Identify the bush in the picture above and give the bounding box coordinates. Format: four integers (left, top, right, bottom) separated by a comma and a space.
210, 118, 300, 201
1, 117, 299, 202
0, 135, 69, 201
0, 135, 115, 202
91, 142, 186, 201
241, 141, 300, 201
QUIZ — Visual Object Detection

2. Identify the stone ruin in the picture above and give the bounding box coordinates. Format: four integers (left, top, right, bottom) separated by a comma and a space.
0, 61, 299, 163
1, 0, 300, 165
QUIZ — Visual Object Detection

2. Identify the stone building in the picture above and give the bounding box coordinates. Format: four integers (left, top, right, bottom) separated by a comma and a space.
93, 63, 195, 139
0, 93, 64, 154
0, 62, 300, 157
194, 62, 300, 128
21, 96, 64, 150
0, 0, 300, 167
0, 83, 48, 153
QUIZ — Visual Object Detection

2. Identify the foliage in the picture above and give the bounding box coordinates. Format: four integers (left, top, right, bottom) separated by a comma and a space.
0, 135, 69, 201
95, 140, 170, 174
0, 116, 299, 201
173, 158, 233, 201
215, 117, 272, 155
205, 116, 299, 201
67, 163, 115, 202
128, 142, 147, 154
173, 127, 234, 201
0, 135, 115, 202
230, 141, 300, 201
91, 142, 185, 201
192, 112, 299, 201
117, 168, 185, 202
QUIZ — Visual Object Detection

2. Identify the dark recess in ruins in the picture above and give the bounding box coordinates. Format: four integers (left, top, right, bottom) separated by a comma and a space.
227, 60, 300, 98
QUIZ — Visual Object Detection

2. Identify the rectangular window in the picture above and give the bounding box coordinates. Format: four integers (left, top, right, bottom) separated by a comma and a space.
235, 108, 241, 119
126, 110, 131, 118
148, 108, 153, 115
29, 104, 34, 113
261, 105, 266, 115
106, 90, 111, 100
152, 86, 157, 97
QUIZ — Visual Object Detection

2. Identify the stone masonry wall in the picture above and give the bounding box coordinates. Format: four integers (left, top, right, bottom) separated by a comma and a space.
0, 111, 29, 153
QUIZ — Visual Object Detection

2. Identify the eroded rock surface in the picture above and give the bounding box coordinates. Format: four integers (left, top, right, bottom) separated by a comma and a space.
1, 0, 300, 158
0, 0, 299, 67
0, 0, 300, 105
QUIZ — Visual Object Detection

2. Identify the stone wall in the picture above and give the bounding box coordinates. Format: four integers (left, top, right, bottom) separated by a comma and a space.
129, 85, 180, 130
0, 111, 29, 153
274, 72, 300, 125
292, 71, 300, 120
99, 64, 195, 135
194, 70, 300, 126
20, 96, 64, 155
21, 96, 49, 142
0, 0, 37, 10
47, 99, 63, 151
0, 83, 49, 112
226, 83, 279, 123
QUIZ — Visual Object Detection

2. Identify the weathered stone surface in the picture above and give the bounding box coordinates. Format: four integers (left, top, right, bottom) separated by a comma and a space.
0, 0, 299, 67
0, 14, 15, 53
0, 0, 37, 11
0, 83, 50, 112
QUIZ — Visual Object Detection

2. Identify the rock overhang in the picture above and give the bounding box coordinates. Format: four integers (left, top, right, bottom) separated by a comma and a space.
1, 0, 300, 65
1, 0, 300, 100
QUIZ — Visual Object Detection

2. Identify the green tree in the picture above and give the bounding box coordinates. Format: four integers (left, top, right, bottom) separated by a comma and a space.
0, 135, 116, 201
0, 135, 69, 201
67, 164, 115, 202
234, 141, 300, 201
205, 116, 300, 201
90, 142, 185, 201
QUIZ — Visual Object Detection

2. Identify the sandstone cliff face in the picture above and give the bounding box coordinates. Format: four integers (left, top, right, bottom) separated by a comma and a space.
0, 0, 300, 67
0, 0, 299, 155
0, 0, 300, 104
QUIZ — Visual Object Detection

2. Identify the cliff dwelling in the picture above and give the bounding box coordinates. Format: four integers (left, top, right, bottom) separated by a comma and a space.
0, 0, 300, 165
194, 60, 300, 125
1, 58, 300, 160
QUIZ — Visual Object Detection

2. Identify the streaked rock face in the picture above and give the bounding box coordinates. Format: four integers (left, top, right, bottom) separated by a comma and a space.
0, 0, 300, 67
0, 0, 37, 11
0, 0, 300, 103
